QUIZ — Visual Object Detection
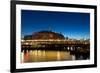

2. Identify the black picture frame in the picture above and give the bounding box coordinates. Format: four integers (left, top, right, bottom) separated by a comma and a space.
10, 0, 97, 73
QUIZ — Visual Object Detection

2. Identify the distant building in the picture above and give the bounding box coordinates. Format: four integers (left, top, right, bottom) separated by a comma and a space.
23, 30, 65, 40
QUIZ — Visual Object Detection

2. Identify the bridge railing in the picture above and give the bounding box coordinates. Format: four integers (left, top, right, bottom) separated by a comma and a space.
21, 39, 90, 45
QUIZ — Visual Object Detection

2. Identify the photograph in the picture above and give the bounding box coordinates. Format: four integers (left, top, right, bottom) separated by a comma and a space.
21, 10, 90, 63
11, 1, 97, 72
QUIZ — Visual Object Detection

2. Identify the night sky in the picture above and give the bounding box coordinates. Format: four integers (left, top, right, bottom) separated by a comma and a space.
21, 10, 90, 40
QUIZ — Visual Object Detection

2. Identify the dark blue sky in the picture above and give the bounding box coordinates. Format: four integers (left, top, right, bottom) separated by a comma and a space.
21, 10, 90, 39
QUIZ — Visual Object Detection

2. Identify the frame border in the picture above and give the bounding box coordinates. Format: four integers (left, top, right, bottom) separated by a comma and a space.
10, 1, 97, 72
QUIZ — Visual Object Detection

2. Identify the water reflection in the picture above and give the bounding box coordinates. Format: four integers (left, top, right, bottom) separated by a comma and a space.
21, 49, 89, 63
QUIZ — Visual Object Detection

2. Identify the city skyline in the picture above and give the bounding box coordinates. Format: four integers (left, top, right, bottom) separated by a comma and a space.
21, 10, 90, 40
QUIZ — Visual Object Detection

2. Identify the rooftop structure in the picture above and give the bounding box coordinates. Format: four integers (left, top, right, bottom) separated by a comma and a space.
24, 30, 65, 40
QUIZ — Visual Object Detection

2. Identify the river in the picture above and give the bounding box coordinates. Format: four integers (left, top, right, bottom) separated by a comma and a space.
21, 49, 89, 63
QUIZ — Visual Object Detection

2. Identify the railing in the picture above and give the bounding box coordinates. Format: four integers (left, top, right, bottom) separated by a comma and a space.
21, 39, 90, 45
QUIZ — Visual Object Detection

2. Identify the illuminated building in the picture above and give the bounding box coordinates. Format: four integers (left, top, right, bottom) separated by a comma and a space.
24, 30, 65, 40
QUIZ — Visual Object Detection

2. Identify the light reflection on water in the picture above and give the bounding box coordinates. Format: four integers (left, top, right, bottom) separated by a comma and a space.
21, 50, 75, 63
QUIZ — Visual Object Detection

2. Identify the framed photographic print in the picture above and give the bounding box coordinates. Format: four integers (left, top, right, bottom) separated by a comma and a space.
10, 0, 97, 72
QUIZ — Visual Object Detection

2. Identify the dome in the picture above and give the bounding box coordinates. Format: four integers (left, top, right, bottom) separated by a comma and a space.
24, 30, 65, 40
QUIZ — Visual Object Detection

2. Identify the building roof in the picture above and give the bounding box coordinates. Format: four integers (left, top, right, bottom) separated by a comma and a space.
24, 30, 65, 40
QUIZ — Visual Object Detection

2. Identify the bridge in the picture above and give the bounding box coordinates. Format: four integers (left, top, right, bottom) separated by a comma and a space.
21, 39, 89, 44
21, 39, 90, 54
